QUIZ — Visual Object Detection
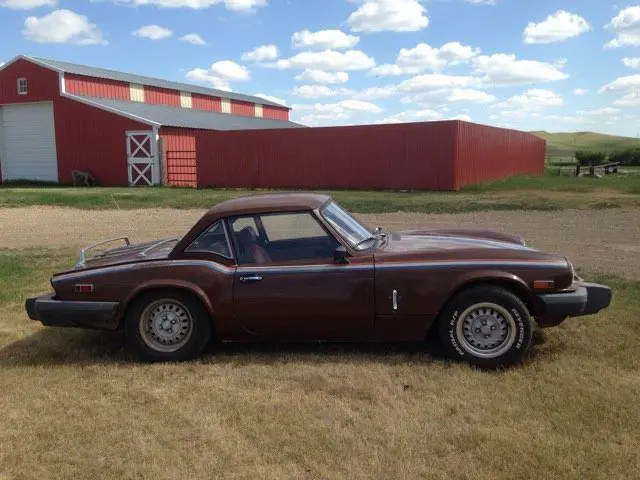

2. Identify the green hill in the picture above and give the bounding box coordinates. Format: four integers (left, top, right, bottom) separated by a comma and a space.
531, 131, 639, 160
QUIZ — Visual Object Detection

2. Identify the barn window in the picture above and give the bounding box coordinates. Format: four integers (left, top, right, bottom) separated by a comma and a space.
17, 78, 28, 95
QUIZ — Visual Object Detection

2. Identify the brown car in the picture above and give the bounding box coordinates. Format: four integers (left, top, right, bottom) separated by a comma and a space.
26, 193, 612, 368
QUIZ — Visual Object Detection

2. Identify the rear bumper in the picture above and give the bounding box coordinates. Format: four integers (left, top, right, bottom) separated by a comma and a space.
25, 294, 120, 330
535, 282, 612, 319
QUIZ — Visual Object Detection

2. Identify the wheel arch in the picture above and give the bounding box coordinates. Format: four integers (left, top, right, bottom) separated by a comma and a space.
441, 271, 534, 317
115, 280, 215, 328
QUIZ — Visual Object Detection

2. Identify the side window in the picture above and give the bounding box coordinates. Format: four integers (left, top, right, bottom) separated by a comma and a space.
261, 213, 328, 241
185, 220, 232, 259
17, 78, 27, 95
231, 212, 338, 265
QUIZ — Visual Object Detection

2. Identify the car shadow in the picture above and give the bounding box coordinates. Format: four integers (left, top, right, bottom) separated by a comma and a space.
0, 327, 549, 368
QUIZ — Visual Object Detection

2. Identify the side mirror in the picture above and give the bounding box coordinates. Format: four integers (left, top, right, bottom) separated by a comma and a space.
334, 245, 349, 264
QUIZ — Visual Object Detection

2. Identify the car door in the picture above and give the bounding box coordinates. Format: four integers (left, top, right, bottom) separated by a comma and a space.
229, 211, 375, 341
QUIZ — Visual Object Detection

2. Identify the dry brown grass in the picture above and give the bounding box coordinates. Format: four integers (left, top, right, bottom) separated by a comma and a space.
1, 208, 639, 479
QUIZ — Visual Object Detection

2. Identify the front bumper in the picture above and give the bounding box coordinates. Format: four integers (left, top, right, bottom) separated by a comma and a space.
25, 294, 120, 330
536, 282, 612, 318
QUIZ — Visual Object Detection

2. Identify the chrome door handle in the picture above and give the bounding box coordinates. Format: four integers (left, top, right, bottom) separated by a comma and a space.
239, 275, 263, 284
392, 289, 398, 311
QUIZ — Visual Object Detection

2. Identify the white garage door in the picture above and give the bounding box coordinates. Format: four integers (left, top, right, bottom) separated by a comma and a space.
0, 102, 58, 182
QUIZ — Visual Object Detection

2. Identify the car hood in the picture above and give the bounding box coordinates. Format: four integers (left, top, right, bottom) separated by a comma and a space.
378, 229, 532, 255
73, 238, 179, 270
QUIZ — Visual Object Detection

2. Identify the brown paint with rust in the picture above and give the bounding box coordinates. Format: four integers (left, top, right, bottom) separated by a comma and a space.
48, 193, 574, 340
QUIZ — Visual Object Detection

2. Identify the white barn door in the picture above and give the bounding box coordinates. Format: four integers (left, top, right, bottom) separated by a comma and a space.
0, 102, 58, 182
126, 131, 159, 186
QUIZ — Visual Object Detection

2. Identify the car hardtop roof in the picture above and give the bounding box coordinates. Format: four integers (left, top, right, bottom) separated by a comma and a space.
207, 192, 333, 218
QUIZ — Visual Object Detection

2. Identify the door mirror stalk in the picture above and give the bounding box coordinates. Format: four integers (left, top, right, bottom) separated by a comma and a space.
334, 246, 349, 264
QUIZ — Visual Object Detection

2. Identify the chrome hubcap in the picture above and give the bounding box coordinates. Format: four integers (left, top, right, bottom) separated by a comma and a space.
456, 303, 517, 358
139, 299, 193, 353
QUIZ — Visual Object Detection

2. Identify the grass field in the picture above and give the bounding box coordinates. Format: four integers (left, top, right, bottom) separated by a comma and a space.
0, 248, 639, 479
532, 131, 640, 160
1, 172, 639, 214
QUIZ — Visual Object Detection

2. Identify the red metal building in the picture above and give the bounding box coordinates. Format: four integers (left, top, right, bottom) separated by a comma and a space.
0, 55, 545, 191
0, 55, 294, 186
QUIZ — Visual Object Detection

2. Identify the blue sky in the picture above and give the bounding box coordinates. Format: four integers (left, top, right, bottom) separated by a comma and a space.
1, 0, 639, 136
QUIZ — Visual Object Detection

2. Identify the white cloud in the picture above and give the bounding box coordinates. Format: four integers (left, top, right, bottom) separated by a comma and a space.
271, 50, 375, 71
403, 88, 496, 105
292, 29, 359, 50
472, 53, 569, 86
623, 57, 640, 69
295, 69, 349, 84
241, 44, 279, 62
599, 74, 640, 93
254, 93, 287, 106
578, 107, 620, 116
371, 42, 481, 76
23, 9, 107, 45
133, 24, 172, 40
397, 74, 475, 93
490, 89, 563, 120
292, 85, 353, 99
352, 85, 397, 100
377, 109, 443, 124
449, 113, 472, 121
180, 33, 207, 45
544, 115, 593, 124
573, 88, 589, 95
293, 100, 382, 125
613, 93, 640, 107
523, 10, 590, 44
110, 0, 267, 12
347, 0, 429, 33
605, 6, 640, 48
0, 0, 56, 8
186, 60, 249, 91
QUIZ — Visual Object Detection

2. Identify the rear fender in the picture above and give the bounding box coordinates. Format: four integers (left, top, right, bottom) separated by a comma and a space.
115, 279, 215, 326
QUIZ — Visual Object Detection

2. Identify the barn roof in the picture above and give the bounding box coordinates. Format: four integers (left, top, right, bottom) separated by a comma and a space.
23, 56, 289, 109
74, 95, 304, 131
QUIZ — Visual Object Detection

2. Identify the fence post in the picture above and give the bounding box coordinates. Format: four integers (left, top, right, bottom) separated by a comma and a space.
575, 164, 581, 177
158, 138, 168, 186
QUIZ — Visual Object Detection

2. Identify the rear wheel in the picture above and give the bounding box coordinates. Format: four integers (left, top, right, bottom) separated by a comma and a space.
437, 286, 533, 369
125, 291, 212, 362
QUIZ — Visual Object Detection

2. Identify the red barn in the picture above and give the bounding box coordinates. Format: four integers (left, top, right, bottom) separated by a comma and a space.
0, 55, 545, 190
0, 55, 295, 187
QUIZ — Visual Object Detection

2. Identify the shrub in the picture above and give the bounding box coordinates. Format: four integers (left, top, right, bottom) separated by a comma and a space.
608, 147, 640, 166
575, 150, 607, 166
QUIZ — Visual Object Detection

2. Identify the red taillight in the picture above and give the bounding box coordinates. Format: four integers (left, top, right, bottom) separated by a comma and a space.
74, 284, 94, 293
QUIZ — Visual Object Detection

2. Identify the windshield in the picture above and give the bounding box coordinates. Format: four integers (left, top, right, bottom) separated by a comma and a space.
321, 201, 376, 251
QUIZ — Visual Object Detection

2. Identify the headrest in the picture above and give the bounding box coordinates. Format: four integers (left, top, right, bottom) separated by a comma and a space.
237, 225, 257, 244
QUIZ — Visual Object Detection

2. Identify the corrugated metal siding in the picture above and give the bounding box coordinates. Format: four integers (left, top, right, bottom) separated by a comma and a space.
230, 99, 254, 117
54, 96, 151, 185
0, 58, 59, 104
454, 122, 545, 190
192, 93, 221, 112
65, 73, 129, 100
263, 106, 289, 121
160, 127, 197, 187
130, 83, 144, 102
145, 86, 181, 107
195, 122, 458, 190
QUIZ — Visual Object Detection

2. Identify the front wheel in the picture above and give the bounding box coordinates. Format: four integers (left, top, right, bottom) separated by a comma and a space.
437, 286, 533, 369
125, 291, 212, 362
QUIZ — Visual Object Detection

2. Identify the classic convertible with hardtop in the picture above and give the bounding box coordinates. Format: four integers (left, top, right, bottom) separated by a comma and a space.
26, 193, 612, 368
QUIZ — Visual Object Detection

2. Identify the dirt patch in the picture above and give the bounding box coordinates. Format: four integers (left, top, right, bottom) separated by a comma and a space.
1, 206, 638, 279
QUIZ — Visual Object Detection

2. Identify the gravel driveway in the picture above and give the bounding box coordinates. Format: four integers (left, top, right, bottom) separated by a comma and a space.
1, 206, 638, 279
